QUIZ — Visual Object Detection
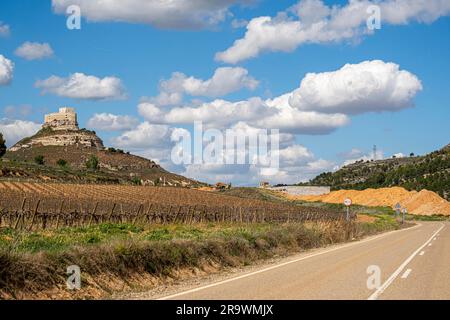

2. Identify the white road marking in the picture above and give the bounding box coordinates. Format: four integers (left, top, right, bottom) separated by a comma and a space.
156, 223, 422, 300
419, 251, 425, 256
368, 224, 445, 300
401, 269, 412, 279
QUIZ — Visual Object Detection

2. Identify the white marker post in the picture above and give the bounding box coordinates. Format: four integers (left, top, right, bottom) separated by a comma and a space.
344, 198, 352, 222
402, 208, 408, 225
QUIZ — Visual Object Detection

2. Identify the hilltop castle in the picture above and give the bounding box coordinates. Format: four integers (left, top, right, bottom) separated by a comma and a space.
43, 107, 79, 131
9, 107, 104, 151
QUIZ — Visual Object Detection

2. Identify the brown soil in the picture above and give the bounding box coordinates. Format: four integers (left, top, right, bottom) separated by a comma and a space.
290, 187, 450, 216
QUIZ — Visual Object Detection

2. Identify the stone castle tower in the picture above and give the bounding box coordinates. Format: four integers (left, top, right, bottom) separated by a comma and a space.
43, 107, 79, 130
9, 107, 104, 151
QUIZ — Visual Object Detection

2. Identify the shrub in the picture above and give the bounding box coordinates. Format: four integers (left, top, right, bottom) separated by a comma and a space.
131, 177, 142, 186
86, 155, 99, 170
34, 155, 45, 165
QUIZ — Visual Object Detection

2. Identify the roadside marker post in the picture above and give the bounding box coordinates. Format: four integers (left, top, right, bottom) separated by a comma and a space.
395, 203, 401, 217
402, 208, 407, 225
344, 198, 352, 222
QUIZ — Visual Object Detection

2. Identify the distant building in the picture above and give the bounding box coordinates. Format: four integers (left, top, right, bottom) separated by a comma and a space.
43, 107, 79, 131
259, 181, 270, 188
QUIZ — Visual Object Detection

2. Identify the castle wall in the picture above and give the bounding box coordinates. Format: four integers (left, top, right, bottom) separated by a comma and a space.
44, 107, 78, 131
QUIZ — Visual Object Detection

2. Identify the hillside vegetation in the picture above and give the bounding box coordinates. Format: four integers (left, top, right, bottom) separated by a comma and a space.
1, 127, 200, 187
306, 144, 450, 200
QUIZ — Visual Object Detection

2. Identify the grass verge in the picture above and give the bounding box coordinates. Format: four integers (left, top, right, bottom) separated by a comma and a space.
0, 216, 404, 299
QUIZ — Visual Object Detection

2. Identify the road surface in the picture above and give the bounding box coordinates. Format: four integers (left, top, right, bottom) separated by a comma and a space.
158, 221, 449, 300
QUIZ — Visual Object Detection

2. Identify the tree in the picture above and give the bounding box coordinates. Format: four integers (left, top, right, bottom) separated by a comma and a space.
86, 155, 99, 170
34, 155, 45, 165
410, 152, 415, 157
0, 133, 6, 158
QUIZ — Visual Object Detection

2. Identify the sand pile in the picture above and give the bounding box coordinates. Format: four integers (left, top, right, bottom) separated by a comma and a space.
291, 187, 450, 216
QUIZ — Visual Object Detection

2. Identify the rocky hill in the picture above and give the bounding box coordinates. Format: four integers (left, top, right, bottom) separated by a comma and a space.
304, 143, 450, 200
0, 108, 202, 187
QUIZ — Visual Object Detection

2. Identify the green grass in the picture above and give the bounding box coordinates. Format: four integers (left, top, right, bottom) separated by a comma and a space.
0, 216, 403, 298
405, 214, 449, 221
0, 223, 283, 254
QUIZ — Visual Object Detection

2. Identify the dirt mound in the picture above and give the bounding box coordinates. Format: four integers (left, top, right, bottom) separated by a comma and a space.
292, 187, 450, 216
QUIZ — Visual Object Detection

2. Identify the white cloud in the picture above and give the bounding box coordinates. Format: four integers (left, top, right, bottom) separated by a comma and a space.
0, 22, 10, 37
87, 113, 139, 131
392, 152, 405, 158
108, 118, 334, 185
278, 144, 314, 166
51, 0, 251, 30
289, 60, 422, 114
138, 60, 420, 136
216, 0, 450, 63
180, 148, 335, 185
139, 97, 349, 135
0, 119, 41, 147
15, 42, 54, 61
35, 73, 126, 100
0, 55, 14, 85
151, 67, 259, 106
111, 121, 172, 149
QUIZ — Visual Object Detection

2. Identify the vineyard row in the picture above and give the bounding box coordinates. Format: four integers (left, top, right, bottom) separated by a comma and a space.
0, 197, 354, 230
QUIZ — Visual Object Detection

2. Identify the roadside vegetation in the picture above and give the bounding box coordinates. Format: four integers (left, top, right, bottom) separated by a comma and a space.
0, 214, 403, 299
306, 146, 450, 200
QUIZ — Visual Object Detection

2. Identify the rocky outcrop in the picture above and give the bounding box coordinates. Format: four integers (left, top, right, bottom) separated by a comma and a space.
9, 129, 104, 152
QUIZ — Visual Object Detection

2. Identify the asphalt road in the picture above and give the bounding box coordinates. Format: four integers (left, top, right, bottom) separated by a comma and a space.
159, 221, 449, 300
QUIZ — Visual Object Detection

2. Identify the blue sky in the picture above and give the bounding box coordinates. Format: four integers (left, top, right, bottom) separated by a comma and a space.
0, 0, 449, 185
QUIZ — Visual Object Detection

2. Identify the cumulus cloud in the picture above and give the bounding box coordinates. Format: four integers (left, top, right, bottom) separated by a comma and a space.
111, 121, 172, 149
137, 60, 420, 136
35, 73, 126, 100
87, 113, 139, 131
216, 0, 450, 63
180, 150, 335, 185
0, 55, 14, 85
108, 118, 333, 185
139, 60, 420, 134
289, 60, 423, 114
0, 119, 41, 147
0, 22, 10, 37
15, 42, 54, 60
51, 0, 252, 30
151, 67, 259, 106
139, 97, 348, 135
